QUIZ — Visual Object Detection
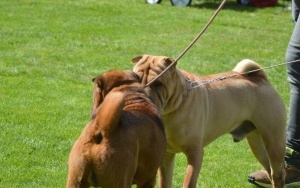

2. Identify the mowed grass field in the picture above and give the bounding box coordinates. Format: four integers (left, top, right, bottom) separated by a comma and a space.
0, 0, 294, 187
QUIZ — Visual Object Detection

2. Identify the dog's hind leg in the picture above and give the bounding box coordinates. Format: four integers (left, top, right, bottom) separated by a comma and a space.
247, 128, 286, 188
246, 131, 271, 171
158, 152, 175, 188
260, 129, 286, 188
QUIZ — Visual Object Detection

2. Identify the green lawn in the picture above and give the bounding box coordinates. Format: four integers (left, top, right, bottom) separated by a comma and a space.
0, 0, 293, 187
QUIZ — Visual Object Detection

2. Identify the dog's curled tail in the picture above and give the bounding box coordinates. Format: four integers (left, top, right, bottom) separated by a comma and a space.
233, 59, 267, 78
95, 91, 125, 136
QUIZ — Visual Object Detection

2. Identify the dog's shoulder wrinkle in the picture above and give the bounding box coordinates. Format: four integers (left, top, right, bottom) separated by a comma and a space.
124, 92, 158, 113
117, 86, 161, 118
120, 90, 164, 132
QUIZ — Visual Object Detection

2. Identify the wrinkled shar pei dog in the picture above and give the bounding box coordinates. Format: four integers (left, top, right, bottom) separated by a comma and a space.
131, 55, 286, 188
67, 70, 166, 188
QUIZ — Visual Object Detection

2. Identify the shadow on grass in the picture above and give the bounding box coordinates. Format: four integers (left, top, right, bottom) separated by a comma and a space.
190, 0, 290, 12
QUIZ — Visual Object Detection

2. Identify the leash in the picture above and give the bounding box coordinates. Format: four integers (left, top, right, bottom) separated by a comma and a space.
145, 0, 228, 88
186, 59, 300, 90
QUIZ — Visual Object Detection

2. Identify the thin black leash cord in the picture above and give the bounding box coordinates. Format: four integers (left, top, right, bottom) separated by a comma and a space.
144, 0, 228, 88
187, 59, 300, 90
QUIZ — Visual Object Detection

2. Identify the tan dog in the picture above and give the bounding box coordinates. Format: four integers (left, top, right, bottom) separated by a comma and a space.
67, 70, 166, 188
132, 55, 287, 188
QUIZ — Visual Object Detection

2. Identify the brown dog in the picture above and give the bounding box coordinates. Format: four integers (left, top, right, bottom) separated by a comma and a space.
131, 55, 287, 188
67, 70, 166, 188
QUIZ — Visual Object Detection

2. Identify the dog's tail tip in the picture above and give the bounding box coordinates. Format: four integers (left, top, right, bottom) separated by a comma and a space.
95, 91, 125, 135
233, 59, 267, 78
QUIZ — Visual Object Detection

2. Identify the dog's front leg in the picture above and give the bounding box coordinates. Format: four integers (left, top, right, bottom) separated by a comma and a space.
158, 152, 175, 188
183, 148, 204, 188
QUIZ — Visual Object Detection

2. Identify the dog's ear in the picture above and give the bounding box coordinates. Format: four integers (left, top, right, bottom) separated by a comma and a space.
132, 55, 175, 66
92, 76, 103, 91
154, 57, 176, 74
163, 57, 176, 67
91, 76, 104, 119
132, 55, 143, 63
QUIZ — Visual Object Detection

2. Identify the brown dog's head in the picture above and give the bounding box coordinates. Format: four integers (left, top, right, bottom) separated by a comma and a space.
91, 70, 141, 118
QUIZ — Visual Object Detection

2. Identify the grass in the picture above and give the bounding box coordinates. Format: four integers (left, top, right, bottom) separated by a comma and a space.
0, 0, 294, 187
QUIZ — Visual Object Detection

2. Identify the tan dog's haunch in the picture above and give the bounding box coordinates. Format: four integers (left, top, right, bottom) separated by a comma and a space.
67, 70, 166, 188
132, 55, 287, 188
